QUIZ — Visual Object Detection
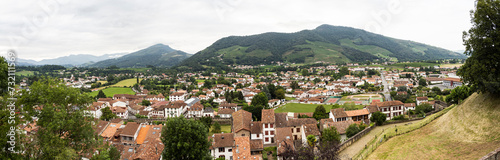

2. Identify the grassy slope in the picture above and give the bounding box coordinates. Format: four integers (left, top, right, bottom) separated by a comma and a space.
367, 93, 500, 160
111, 78, 141, 87
209, 125, 232, 136
88, 87, 135, 97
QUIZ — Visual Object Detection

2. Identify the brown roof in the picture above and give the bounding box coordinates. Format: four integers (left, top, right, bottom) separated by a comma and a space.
95, 120, 109, 135
97, 98, 112, 102
131, 137, 163, 160
250, 140, 263, 151
233, 136, 251, 159
220, 103, 238, 108
324, 119, 355, 134
275, 127, 293, 144
365, 104, 379, 113
345, 109, 370, 117
416, 97, 428, 100
261, 109, 275, 124
293, 112, 314, 118
375, 101, 404, 107
404, 103, 416, 107
120, 122, 140, 137
218, 108, 235, 115
100, 123, 122, 139
209, 133, 234, 149
274, 113, 289, 128
166, 101, 187, 109
232, 110, 253, 133
331, 108, 348, 118
250, 121, 262, 134
110, 118, 123, 124
188, 102, 204, 111
444, 77, 461, 82
171, 92, 185, 96
303, 124, 320, 136
287, 118, 317, 127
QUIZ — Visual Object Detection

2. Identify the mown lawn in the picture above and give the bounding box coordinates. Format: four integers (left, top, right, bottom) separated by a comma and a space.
209, 125, 231, 136
88, 87, 135, 97
111, 78, 142, 87
274, 103, 333, 113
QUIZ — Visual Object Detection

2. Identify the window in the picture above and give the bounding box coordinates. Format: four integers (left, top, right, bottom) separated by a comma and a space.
399, 106, 401, 110
270, 124, 274, 128
291, 128, 294, 133
265, 137, 269, 142
265, 124, 268, 128
241, 134, 245, 136
219, 147, 225, 152
270, 131, 274, 135
256, 134, 259, 138
228, 148, 232, 152
265, 131, 268, 135
297, 128, 300, 132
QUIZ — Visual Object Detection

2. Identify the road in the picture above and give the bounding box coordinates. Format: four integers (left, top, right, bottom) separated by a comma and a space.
380, 72, 392, 101
338, 119, 423, 160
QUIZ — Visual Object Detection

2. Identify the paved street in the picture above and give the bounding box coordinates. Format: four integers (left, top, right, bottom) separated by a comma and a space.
380, 72, 392, 101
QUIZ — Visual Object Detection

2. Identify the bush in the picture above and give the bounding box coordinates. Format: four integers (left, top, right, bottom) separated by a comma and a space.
346, 124, 361, 138
370, 111, 387, 126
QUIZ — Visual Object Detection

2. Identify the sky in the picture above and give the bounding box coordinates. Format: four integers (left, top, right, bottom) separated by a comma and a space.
0, 0, 475, 61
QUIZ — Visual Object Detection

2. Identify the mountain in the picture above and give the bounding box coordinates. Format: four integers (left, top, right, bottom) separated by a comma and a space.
88, 44, 191, 68
178, 24, 467, 68
18, 53, 127, 66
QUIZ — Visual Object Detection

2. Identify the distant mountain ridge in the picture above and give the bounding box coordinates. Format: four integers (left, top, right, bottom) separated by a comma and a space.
18, 53, 127, 66
178, 24, 467, 68
88, 44, 192, 68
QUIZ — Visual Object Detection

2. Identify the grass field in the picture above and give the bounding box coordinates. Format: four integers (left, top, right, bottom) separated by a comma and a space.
88, 87, 135, 97
111, 78, 141, 87
275, 103, 335, 113
16, 70, 35, 76
440, 63, 463, 68
364, 93, 500, 160
96, 80, 108, 84
285, 97, 296, 101
209, 125, 231, 136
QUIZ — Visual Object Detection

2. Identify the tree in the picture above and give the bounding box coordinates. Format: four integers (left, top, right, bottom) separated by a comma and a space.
306, 135, 317, 147
100, 107, 117, 121
141, 99, 151, 106
415, 103, 434, 113
370, 111, 387, 126
199, 116, 213, 129
321, 127, 341, 144
345, 124, 361, 138
291, 81, 299, 90
17, 78, 97, 159
251, 92, 269, 108
459, 0, 500, 95
313, 105, 328, 120
446, 85, 474, 104
212, 122, 221, 134
242, 105, 264, 121
161, 117, 211, 160
275, 89, 285, 99
418, 78, 427, 87
0, 56, 8, 94
432, 87, 442, 95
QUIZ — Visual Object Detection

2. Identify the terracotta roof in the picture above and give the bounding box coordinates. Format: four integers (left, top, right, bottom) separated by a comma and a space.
218, 108, 235, 115
274, 113, 289, 128
261, 109, 275, 124
171, 92, 185, 96
250, 121, 262, 134
131, 137, 163, 160
188, 102, 204, 111
233, 136, 251, 159
324, 119, 355, 134
219, 103, 238, 108
345, 109, 370, 117
120, 122, 140, 137
303, 124, 320, 136
250, 140, 263, 151
100, 123, 122, 139
97, 98, 112, 102
166, 101, 187, 109
135, 125, 151, 145
232, 110, 252, 133
209, 133, 234, 149
110, 118, 123, 124
444, 77, 461, 82
416, 97, 428, 100
331, 108, 348, 118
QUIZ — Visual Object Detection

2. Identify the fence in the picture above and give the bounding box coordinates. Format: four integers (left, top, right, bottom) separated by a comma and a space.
338, 125, 375, 152
352, 104, 455, 160
480, 147, 500, 160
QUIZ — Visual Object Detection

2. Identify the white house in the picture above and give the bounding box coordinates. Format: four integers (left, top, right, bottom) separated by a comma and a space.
209, 133, 234, 160
164, 101, 187, 118
169, 92, 186, 101
218, 108, 234, 118
262, 109, 276, 144
416, 97, 428, 106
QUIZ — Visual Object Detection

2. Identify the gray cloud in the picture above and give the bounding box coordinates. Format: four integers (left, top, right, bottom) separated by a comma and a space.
0, 0, 474, 61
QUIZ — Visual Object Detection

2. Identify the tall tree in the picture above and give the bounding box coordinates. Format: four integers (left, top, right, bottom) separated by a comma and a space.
100, 107, 117, 121
251, 92, 269, 108
459, 0, 500, 95
0, 56, 7, 94
17, 78, 97, 159
212, 121, 221, 134
96, 90, 107, 99
313, 105, 328, 120
370, 111, 387, 126
275, 89, 285, 99
321, 127, 341, 144
161, 117, 211, 160
345, 124, 361, 138
199, 116, 213, 129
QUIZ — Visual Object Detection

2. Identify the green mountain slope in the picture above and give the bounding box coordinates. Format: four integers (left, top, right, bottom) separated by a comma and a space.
89, 44, 191, 68
178, 24, 466, 68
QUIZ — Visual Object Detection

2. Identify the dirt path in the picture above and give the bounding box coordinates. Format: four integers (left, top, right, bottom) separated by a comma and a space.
338, 119, 423, 160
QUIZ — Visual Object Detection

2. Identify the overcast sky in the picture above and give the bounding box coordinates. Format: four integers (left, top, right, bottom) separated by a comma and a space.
0, 0, 475, 61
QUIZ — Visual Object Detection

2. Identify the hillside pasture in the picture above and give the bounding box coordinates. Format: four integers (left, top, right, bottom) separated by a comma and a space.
89, 87, 135, 97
